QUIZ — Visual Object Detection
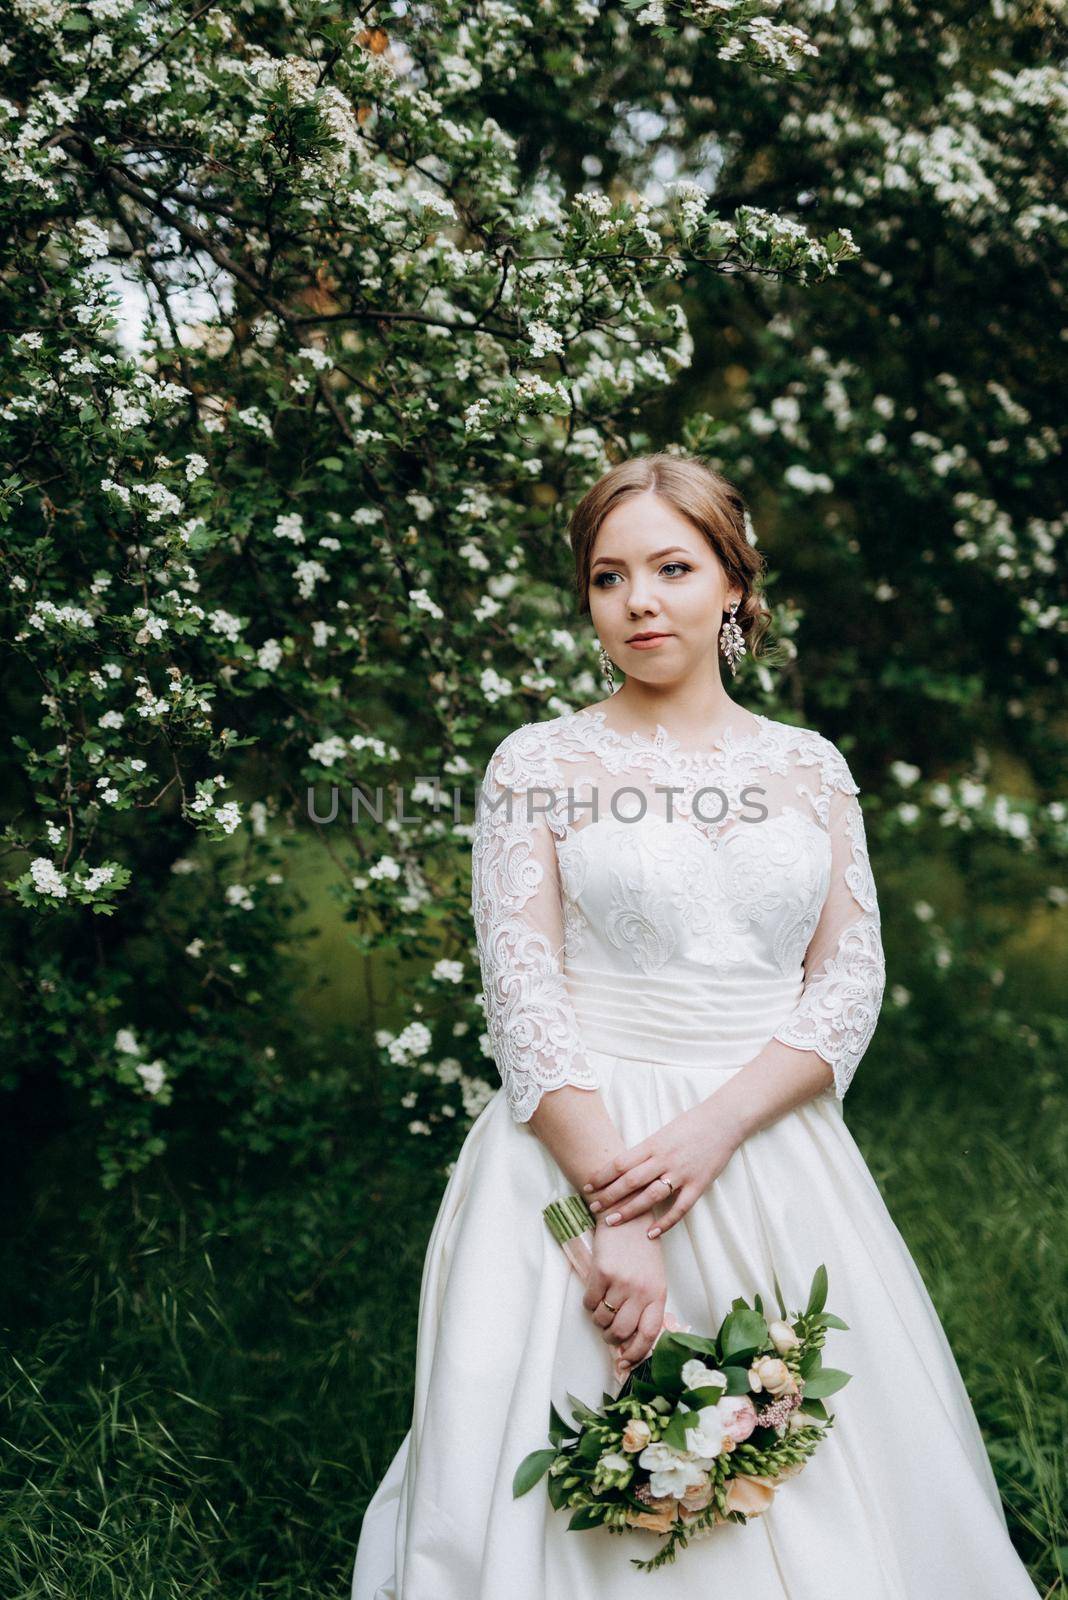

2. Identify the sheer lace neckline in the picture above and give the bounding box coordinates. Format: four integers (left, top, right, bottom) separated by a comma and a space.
567, 705, 771, 761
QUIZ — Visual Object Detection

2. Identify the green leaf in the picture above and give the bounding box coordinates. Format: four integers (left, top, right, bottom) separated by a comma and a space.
802, 1367, 852, 1399
805, 1264, 828, 1317
798, 1346, 822, 1379
548, 1401, 572, 1445
547, 1469, 570, 1509
576, 1428, 604, 1460
798, 1398, 829, 1420
681, 1384, 725, 1407
772, 1269, 789, 1321
662, 1409, 696, 1450
512, 1449, 558, 1498
650, 1339, 686, 1393
718, 1308, 768, 1361
567, 1391, 601, 1428
664, 1331, 720, 1356
568, 1505, 607, 1530
817, 1312, 850, 1330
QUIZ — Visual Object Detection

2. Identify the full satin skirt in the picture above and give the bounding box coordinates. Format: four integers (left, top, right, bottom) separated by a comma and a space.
351, 1051, 1040, 1599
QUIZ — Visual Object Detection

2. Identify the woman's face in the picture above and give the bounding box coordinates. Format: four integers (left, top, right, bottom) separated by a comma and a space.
587, 490, 740, 685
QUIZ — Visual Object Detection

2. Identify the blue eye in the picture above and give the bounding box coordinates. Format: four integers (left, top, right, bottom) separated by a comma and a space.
592, 562, 692, 588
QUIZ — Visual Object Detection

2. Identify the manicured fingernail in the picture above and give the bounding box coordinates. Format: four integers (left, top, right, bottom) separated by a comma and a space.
582, 1182, 593, 1192
647, 1227, 661, 1239
606, 1212, 620, 1225
588, 1200, 601, 1212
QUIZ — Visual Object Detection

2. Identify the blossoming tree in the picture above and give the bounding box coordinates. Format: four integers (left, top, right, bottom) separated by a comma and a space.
1, 0, 1062, 1186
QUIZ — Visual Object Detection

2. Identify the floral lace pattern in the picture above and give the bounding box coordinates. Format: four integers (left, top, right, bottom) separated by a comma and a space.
471, 708, 886, 1119
470, 772, 601, 1122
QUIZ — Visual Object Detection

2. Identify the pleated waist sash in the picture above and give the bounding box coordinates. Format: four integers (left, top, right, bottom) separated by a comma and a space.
564, 963, 805, 1071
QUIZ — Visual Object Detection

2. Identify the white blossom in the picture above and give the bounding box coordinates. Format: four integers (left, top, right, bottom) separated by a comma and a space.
293, 559, 328, 598
432, 959, 464, 983
274, 511, 305, 544
136, 1059, 167, 1095
389, 1021, 433, 1063
30, 857, 67, 897
479, 667, 512, 703
409, 587, 444, 620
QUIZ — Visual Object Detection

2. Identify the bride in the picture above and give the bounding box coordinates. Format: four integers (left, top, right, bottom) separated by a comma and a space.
353, 453, 1041, 1598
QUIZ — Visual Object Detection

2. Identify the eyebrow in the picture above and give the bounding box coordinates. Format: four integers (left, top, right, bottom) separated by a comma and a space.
590, 545, 694, 570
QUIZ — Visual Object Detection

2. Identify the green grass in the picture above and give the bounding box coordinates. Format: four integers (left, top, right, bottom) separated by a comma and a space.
858, 1083, 1066, 1588
1, 1085, 1063, 1598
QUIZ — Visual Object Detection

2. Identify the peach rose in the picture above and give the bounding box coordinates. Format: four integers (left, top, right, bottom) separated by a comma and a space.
725, 1474, 778, 1517
767, 1319, 801, 1354
622, 1417, 653, 1453
679, 1476, 714, 1513
717, 1394, 758, 1442
625, 1496, 679, 1534
658, 1313, 691, 1337
748, 1355, 796, 1397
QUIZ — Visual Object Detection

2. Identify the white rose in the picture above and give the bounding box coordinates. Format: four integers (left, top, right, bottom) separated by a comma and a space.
681, 1359, 727, 1393
638, 1441, 714, 1500
679, 1406, 729, 1460
637, 1441, 680, 1474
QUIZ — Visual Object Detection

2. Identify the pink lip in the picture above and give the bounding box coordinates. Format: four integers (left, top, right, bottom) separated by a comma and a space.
626, 633, 672, 648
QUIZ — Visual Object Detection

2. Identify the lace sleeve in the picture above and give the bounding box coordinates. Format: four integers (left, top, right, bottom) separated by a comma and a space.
470, 733, 601, 1123
772, 746, 886, 1098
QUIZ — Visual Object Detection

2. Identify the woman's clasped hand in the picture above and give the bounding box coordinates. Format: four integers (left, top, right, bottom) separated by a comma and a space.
582, 1099, 744, 1239
581, 1214, 667, 1371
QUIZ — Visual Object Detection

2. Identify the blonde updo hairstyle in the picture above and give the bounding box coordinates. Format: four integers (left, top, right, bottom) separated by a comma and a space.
567, 453, 772, 661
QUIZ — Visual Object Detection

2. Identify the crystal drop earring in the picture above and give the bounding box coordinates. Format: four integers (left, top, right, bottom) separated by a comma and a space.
719, 599, 746, 677
597, 643, 616, 690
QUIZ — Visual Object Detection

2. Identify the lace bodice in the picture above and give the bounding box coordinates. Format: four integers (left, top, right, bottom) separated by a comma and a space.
470, 707, 886, 1123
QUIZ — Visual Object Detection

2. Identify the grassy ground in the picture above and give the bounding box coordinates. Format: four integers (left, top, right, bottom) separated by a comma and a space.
1, 1078, 1063, 1598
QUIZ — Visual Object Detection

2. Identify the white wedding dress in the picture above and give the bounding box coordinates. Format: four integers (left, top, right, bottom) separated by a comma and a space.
352, 706, 1040, 1600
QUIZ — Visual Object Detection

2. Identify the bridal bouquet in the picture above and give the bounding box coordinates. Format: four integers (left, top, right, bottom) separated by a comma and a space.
514, 1193, 851, 1571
